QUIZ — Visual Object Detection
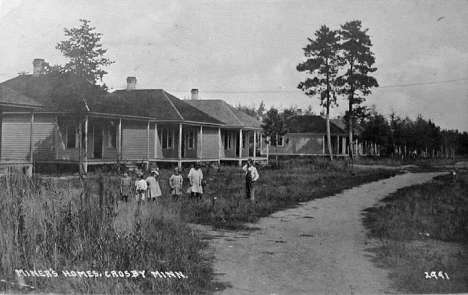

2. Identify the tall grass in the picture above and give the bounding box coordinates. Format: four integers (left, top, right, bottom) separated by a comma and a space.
0, 158, 398, 294
363, 172, 468, 293
169, 158, 398, 229
0, 173, 214, 294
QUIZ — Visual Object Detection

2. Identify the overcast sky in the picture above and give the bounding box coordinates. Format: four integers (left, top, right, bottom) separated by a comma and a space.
1, 0, 467, 131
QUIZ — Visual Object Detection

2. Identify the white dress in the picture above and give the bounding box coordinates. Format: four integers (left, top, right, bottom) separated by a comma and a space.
188, 168, 203, 193
146, 175, 162, 198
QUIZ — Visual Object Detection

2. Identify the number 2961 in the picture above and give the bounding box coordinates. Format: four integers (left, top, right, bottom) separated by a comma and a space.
425, 271, 449, 280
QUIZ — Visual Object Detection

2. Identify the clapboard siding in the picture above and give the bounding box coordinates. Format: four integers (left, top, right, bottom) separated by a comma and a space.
1, 114, 31, 161
122, 121, 148, 160
260, 133, 324, 155
202, 127, 219, 159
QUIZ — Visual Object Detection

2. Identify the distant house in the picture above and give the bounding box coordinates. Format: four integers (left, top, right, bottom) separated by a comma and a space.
185, 91, 265, 165
0, 59, 225, 173
260, 114, 349, 157
330, 117, 380, 156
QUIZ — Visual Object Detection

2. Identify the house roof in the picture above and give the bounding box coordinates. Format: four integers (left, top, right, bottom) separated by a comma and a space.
1, 74, 223, 125
95, 90, 224, 125
0, 74, 58, 108
185, 99, 262, 129
0, 85, 43, 109
330, 118, 365, 136
285, 115, 345, 134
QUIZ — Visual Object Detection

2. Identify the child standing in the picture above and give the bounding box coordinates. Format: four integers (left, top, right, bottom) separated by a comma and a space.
146, 168, 162, 202
135, 174, 148, 201
169, 167, 184, 201
120, 172, 132, 202
188, 162, 203, 199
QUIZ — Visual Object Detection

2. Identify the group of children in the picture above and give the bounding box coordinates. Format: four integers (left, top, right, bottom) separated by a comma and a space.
119, 162, 204, 203
120, 159, 260, 203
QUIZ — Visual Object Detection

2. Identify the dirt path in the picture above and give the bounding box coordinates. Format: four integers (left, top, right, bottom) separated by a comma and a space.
202, 172, 446, 295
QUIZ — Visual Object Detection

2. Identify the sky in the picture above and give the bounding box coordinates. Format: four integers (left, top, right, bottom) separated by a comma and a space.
1, 0, 467, 131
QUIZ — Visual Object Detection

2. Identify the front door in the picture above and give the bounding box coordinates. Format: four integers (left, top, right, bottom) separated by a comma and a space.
93, 126, 103, 158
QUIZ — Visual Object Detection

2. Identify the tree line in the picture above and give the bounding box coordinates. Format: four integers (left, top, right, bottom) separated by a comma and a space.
237, 102, 468, 158
360, 106, 468, 158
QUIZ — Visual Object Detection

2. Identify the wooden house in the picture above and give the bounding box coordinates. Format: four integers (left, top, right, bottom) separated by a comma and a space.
330, 118, 380, 156
259, 115, 349, 157
0, 60, 225, 173
100, 83, 224, 167
185, 91, 265, 165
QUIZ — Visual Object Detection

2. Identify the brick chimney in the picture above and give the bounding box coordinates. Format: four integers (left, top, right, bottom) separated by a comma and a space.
126, 77, 137, 90
33, 58, 45, 77
191, 89, 199, 100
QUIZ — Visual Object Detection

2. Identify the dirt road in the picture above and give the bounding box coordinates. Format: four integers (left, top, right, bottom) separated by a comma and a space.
204, 172, 446, 295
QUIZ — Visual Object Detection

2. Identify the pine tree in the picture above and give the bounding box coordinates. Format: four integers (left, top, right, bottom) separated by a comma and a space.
56, 19, 114, 84
337, 20, 378, 158
297, 25, 342, 161
53, 19, 114, 175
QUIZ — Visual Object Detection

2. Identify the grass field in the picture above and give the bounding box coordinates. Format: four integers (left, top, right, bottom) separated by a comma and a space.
0, 157, 399, 294
363, 171, 468, 293
0, 174, 214, 294
175, 158, 398, 229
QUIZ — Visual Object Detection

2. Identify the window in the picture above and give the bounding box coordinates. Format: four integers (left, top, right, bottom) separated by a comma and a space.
187, 128, 195, 149
108, 121, 117, 148
277, 135, 284, 147
223, 132, 233, 150
58, 118, 78, 149
159, 127, 175, 149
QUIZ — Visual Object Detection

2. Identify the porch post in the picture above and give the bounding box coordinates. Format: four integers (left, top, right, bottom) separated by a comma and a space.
154, 123, 158, 159
337, 135, 340, 155
356, 139, 359, 156
83, 116, 88, 174
54, 117, 59, 159
253, 131, 257, 159
199, 126, 203, 159
146, 121, 150, 170
218, 127, 222, 164
344, 137, 347, 155
118, 118, 122, 161
322, 135, 325, 155
27, 111, 34, 177
178, 123, 182, 168
238, 129, 243, 166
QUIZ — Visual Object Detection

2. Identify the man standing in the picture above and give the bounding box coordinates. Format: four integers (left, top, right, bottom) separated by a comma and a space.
243, 158, 259, 202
